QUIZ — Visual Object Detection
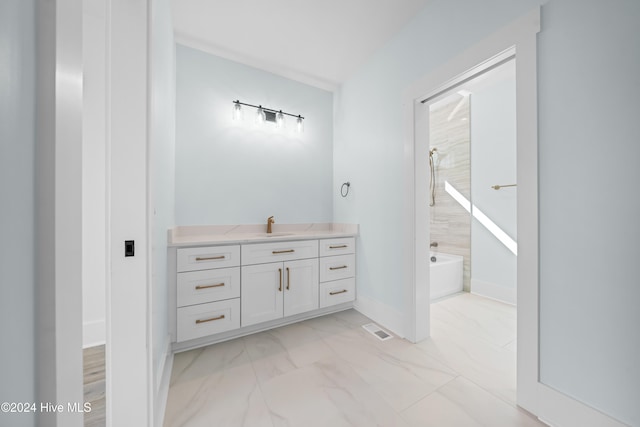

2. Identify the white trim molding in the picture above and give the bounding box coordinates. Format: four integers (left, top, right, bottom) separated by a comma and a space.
35, 0, 85, 424
470, 279, 516, 306
174, 32, 338, 93
154, 335, 173, 427
538, 384, 628, 427
106, 0, 151, 424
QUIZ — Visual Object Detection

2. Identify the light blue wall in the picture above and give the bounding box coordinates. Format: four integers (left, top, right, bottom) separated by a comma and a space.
0, 1, 36, 426
150, 0, 175, 400
334, 0, 639, 424
537, 1, 640, 424
175, 45, 333, 226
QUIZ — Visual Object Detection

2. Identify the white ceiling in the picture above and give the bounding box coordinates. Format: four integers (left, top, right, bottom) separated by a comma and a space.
170, 0, 432, 91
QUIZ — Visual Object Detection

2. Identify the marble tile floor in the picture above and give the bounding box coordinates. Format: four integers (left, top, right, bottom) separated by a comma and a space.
164, 292, 544, 427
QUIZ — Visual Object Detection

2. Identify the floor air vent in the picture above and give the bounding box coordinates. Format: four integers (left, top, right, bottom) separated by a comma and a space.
362, 323, 394, 341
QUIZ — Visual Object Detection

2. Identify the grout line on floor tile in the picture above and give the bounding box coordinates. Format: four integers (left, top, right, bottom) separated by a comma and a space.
461, 374, 518, 409
397, 374, 461, 415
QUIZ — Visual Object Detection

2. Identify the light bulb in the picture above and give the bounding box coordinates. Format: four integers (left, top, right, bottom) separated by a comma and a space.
296, 115, 304, 133
276, 110, 284, 128
256, 105, 265, 124
232, 101, 242, 121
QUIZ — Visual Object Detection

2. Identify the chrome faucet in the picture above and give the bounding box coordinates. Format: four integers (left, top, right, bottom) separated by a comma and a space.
430, 242, 438, 248
267, 216, 275, 234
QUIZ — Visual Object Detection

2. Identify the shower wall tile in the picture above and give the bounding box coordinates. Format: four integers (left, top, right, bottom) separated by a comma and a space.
429, 97, 471, 290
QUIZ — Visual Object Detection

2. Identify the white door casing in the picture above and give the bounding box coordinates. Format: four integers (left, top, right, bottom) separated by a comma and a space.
403, 7, 540, 416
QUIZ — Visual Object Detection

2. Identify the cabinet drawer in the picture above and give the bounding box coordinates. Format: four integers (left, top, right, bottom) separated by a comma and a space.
319, 237, 355, 257
177, 245, 240, 272
242, 240, 318, 265
320, 254, 355, 282
177, 299, 240, 342
320, 278, 355, 308
177, 267, 240, 307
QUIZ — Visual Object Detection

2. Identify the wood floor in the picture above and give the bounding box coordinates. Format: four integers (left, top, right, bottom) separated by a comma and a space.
83, 344, 105, 427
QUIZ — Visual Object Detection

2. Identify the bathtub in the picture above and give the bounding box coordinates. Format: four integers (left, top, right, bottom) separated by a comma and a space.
430, 251, 463, 301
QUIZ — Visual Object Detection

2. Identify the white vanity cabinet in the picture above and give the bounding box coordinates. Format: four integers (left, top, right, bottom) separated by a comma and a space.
319, 237, 356, 308
241, 240, 319, 327
169, 231, 357, 349
175, 245, 241, 342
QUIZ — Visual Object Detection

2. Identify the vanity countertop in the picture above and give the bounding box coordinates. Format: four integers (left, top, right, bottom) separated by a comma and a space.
168, 223, 358, 247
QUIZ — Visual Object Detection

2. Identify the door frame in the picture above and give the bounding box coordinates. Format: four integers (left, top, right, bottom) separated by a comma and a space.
402, 8, 540, 415
104, 0, 152, 425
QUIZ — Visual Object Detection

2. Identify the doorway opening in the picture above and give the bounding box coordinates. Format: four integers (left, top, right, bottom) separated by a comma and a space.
405, 10, 540, 413
404, 8, 540, 414
426, 57, 517, 304
424, 56, 519, 405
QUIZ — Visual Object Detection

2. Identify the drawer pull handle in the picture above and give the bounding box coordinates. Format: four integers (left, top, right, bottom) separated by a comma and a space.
195, 314, 225, 324
278, 268, 282, 292
330, 290, 348, 295
195, 282, 224, 290
286, 267, 290, 290
195, 255, 225, 261
329, 265, 348, 270
273, 249, 295, 254
329, 245, 348, 249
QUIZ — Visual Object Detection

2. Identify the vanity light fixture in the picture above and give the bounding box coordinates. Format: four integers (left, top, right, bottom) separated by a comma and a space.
232, 101, 242, 121
232, 100, 304, 132
296, 115, 304, 133
256, 105, 266, 124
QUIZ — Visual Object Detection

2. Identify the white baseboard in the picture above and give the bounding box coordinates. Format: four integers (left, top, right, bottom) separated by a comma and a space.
154, 335, 173, 427
353, 294, 406, 338
471, 278, 516, 305
82, 319, 106, 348
538, 383, 627, 427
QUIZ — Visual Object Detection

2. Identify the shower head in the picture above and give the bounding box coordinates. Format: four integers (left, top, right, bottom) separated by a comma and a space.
429, 148, 438, 156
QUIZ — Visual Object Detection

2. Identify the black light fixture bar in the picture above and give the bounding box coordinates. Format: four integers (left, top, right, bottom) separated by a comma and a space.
233, 100, 304, 120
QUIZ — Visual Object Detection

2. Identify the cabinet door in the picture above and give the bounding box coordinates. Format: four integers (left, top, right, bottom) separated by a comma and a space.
284, 258, 319, 317
241, 262, 284, 327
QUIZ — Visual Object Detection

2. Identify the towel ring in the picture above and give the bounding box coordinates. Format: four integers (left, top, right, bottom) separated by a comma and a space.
341, 182, 351, 197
